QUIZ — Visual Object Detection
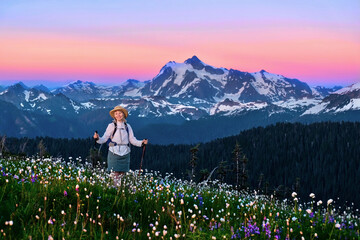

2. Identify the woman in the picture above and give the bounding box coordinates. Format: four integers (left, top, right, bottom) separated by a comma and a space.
93, 106, 148, 181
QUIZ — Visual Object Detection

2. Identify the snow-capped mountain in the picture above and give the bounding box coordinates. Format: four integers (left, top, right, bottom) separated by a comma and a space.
2, 56, 354, 121
1, 56, 352, 120
52, 79, 146, 102
1, 56, 358, 141
52, 80, 119, 102
0, 83, 84, 116
0, 83, 51, 109
303, 83, 360, 115
140, 56, 313, 104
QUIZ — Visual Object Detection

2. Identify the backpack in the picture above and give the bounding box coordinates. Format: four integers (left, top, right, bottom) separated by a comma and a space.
107, 121, 130, 147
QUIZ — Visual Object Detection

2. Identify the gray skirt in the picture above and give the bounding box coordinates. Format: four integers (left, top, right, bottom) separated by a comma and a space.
107, 151, 130, 172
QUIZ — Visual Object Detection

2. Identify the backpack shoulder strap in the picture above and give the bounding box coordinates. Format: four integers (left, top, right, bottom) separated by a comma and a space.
124, 122, 130, 147
111, 121, 117, 139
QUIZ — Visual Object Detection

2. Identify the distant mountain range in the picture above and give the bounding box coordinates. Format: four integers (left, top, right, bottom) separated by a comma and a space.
0, 56, 358, 143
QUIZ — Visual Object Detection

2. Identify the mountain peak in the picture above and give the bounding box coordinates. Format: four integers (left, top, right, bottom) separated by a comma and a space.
185, 55, 201, 62
33, 84, 50, 93
15, 81, 29, 89
125, 79, 140, 83
66, 80, 96, 88
121, 79, 144, 88
68, 80, 83, 85
10, 82, 28, 90
184, 56, 205, 70
68, 80, 89, 84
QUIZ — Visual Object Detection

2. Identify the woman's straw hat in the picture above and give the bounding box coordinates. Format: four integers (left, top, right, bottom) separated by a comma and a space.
109, 106, 128, 119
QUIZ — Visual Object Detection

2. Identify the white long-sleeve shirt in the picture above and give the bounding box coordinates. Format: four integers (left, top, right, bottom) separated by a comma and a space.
97, 121, 142, 156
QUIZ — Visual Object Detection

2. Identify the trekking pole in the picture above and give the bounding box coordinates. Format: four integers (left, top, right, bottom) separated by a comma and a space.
138, 141, 147, 176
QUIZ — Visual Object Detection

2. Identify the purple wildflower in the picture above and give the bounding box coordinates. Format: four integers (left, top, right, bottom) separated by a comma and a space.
245, 220, 260, 238
262, 222, 271, 239
198, 195, 203, 207
274, 228, 281, 239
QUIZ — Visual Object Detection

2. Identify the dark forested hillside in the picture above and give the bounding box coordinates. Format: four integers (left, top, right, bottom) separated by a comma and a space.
1, 121, 359, 207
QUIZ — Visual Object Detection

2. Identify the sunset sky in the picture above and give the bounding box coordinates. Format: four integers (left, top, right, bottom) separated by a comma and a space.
0, 0, 359, 88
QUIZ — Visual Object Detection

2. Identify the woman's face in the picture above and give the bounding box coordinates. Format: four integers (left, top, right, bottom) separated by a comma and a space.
114, 110, 124, 122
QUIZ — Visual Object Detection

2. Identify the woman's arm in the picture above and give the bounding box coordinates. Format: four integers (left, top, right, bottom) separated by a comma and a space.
127, 124, 144, 147
96, 123, 113, 144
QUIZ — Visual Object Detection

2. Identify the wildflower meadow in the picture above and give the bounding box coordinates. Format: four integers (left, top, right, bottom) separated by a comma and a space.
0, 156, 359, 239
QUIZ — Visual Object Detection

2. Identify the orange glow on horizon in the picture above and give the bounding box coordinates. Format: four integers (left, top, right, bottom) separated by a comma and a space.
0, 27, 359, 85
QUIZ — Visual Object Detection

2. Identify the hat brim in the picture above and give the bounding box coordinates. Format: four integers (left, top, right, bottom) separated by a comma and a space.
109, 107, 128, 119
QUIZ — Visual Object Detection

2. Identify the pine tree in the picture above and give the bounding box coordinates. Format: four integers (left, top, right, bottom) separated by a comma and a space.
217, 160, 228, 183
258, 173, 264, 190
38, 139, 47, 158
0, 135, 6, 157
232, 142, 241, 189
240, 153, 249, 190
199, 168, 209, 182
189, 144, 200, 181
19, 139, 28, 156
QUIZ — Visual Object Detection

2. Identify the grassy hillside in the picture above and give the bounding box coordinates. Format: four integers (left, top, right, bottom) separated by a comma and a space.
0, 157, 359, 239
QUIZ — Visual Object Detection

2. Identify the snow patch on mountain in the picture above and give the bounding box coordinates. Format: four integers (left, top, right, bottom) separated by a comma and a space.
24, 91, 31, 102
302, 97, 360, 115
171, 104, 197, 113
251, 71, 291, 97
171, 63, 192, 86
301, 102, 328, 115
160, 60, 228, 90
69, 99, 80, 112
310, 87, 322, 98
175, 78, 201, 96
210, 99, 268, 115
335, 82, 360, 94
23, 90, 48, 103
214, 86, 246, 102
273, 98, 320, 111
81, 102, 96, 109
32, 93, 48, 102
335, 99, 360, 112
123, 88, 142, 97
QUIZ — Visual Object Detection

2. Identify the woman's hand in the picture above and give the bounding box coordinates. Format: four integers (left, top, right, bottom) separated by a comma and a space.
93, 131, 99, 140
142, 139, 148, 145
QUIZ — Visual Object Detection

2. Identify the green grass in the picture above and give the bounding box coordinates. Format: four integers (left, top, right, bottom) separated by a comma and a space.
0, 157, 359, 239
